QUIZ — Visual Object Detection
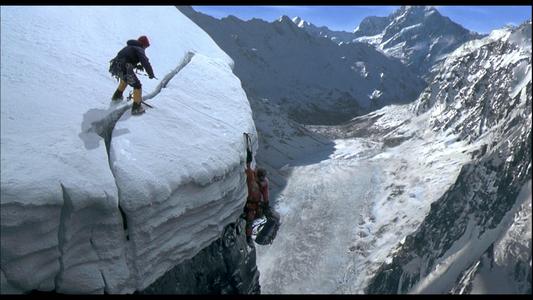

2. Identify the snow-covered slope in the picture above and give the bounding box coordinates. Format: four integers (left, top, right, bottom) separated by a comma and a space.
365, 20, 532, 294
179, 6, 425, 125
355, 6, 483, 78
451, 183, 531, 294
414, 20, 532, 142
1, 6, 255, 294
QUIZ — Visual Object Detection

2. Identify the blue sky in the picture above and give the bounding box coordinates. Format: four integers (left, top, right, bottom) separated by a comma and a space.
193, 6, 532, 34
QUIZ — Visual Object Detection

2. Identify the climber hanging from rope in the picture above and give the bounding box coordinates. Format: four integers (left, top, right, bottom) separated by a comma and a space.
243, 132, 280, 248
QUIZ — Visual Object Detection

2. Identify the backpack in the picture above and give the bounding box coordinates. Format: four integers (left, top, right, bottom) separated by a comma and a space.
108, 58, 122, 80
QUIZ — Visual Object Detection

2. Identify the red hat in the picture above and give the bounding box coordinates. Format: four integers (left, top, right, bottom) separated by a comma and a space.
138, 35, 150, 48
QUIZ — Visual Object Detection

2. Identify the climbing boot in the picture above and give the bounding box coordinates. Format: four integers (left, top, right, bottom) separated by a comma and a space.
111, 90, 124, 101
112, 80, 127, 101
131, 101, 145, 115
111, 89, 123, 101
131, 88, 145, 115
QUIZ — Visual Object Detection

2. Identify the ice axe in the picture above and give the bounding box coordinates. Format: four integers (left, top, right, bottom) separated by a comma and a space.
134, 69, 158, 80
244, 132, 253, 146
126, 91, 154, 108
244, 132, 253, 164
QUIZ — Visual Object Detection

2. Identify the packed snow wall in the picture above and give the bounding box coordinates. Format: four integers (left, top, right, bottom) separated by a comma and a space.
1, 6, 258, 294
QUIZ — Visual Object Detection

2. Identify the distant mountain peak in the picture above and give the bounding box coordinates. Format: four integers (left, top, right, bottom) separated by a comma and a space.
353, 5, 481, 77
393, 5, 441, 21
221, 14, 241, 23
292, 16, 310, 28
398, 5, 437, 13
290, 16, 327, 31
354, 16, 390, 36
277, 15, 293, 23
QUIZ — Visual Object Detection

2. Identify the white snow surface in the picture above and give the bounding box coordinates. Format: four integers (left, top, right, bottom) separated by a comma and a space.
410, 181, 532, 294
1, 6, 255, 293
463, 181, 532, 294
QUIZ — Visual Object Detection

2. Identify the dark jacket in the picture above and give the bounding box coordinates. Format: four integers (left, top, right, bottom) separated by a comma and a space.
115, 40, 154, 78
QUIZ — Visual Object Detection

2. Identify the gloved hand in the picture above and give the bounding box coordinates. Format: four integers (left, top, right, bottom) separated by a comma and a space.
149, 74, 155, 79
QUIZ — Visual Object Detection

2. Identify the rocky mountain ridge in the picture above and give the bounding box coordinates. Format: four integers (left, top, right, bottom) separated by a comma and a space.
365, 20, 531, 294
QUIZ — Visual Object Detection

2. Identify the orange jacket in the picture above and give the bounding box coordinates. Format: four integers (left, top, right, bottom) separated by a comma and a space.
259, 177, 269, 206
246, 165, 262, 204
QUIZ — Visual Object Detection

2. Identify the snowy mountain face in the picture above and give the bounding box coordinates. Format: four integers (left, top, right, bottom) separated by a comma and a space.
178, 6, 425, 125
291, 16, 356, 44
290, 16, 388, 45
262, 21, 530, 295
365, 21, 532, 294
354, 6, 481, 79
451, 190, 531, 294
414, 20, 532, 143
355, 6, 484, 79
1, 6, 258, 294
287, 6, 482, 80
387, 6, 484, 76
353, 16, 390, 38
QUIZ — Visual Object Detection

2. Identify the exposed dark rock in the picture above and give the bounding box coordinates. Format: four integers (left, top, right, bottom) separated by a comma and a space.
140, 217, 260, 294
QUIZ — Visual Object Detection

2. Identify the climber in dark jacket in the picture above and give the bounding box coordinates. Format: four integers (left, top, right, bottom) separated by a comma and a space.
109, 35, 155, 115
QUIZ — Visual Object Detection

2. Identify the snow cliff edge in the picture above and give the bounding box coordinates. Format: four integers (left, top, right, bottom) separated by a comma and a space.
1, 6, 256, 293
